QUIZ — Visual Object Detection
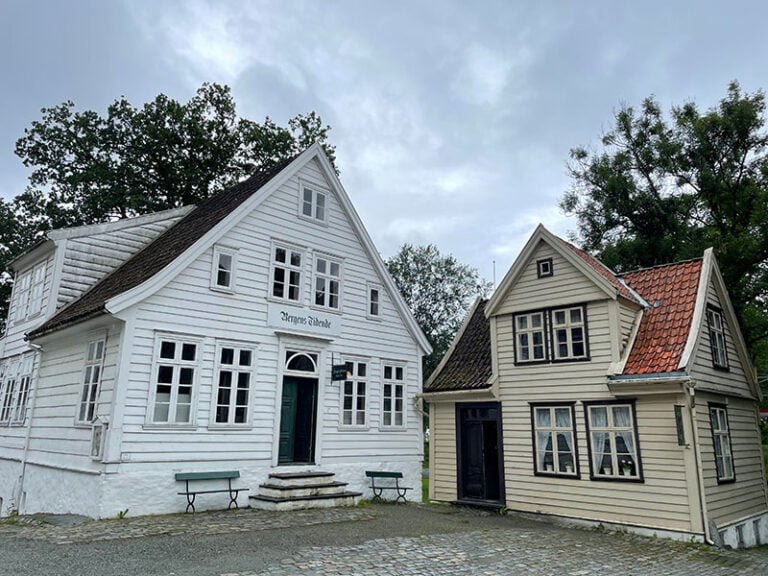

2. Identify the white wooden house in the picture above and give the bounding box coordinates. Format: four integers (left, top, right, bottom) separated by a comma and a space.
424, 224, 768, 548
0, 144, 430, 518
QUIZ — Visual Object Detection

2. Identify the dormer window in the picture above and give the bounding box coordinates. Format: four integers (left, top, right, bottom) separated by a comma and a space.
537, 258, 553, 278
706, 305, 728, 370
300, 184, 327, 223
12, 262, 46, 323
514, 304, 590, 364
211, 246, 237, 292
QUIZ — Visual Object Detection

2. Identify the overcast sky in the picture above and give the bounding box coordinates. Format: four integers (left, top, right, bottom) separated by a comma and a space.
2, 1, 767, 283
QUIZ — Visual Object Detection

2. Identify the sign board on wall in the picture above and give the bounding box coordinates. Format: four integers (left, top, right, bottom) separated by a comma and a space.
267, 303, 341, 338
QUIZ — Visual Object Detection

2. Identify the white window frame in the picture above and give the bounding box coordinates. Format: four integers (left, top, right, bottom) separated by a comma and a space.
147, 334, 201, 426
12, 262, 46, 323
367, 283, 382, 319
269, 241, 304, 303
709, 404, 735, 483
0, 355, 33, 425
312, 253, 342, 311
552, 305, 588, 361
514, 311, 547, 363
76, 338, 107, 425
706, 306, 729, 370
341, 359, 368, 428
585, 402, 641, 480
298, 182, 328, 224
531, 404, 577, 477
381, 362, 406, 429
211, 245, 237, 292
211, 341, 256, 427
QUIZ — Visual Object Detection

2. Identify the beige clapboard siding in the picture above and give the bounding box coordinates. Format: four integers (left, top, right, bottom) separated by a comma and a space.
495, 241, 607, 316
116, 159, 423, 463
430, 402, 457, 502
57, 216, 185, 307
697, 394, 767, 526
619, 301, 639, 355
690, 279, 753, 398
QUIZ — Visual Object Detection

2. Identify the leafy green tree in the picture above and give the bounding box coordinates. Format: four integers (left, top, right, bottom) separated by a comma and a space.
386, 244, 493, 379
562, 82, 768, 373
0, 83, 335, 333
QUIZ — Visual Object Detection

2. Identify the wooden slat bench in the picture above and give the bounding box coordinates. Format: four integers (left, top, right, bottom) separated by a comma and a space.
365, 471, 412, 503
175, 470, 249, 513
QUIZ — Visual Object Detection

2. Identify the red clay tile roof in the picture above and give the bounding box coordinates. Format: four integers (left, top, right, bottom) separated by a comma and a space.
29, 157, 296, 338
560, 240, 641, 304
425, 299, 492, 393
620, 259, 703, 375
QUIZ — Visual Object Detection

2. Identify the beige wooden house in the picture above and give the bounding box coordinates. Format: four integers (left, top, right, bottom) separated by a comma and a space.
424, 224, 768, 548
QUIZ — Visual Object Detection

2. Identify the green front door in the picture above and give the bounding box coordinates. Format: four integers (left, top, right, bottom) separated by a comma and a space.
278, 376, 318, 464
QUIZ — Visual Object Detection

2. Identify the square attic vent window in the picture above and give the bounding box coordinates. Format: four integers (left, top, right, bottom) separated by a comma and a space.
537, 258, 553, 278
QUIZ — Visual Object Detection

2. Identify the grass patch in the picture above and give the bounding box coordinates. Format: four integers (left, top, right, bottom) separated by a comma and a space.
422, 476, 429, 502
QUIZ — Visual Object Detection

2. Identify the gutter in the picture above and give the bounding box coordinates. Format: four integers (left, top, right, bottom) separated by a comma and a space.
17, 343, 43, 514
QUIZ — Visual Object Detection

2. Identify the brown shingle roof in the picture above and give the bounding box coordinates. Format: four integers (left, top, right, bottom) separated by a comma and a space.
29, 157, 295, 338
425, 299, 492, 393
620, 259, 703, 375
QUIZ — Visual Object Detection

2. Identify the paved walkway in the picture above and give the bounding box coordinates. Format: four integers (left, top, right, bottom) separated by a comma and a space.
2, 504, 768, 575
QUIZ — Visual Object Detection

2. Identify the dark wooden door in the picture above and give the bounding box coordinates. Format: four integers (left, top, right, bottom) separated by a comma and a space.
457, 403, 503, 503
278, 377, 317, 464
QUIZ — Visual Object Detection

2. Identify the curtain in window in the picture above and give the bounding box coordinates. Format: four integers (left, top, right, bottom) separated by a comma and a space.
591, 432, 610, 471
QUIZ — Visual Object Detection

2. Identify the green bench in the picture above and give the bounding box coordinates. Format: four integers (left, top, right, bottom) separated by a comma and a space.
365, 470, 412, 503
175, 470, 249, 513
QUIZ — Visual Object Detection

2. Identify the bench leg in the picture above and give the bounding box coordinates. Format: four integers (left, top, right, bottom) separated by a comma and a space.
395, 488, 408, 503
185, 493, 196, 513
228, 489, 239, 510
371, 484, 384, 502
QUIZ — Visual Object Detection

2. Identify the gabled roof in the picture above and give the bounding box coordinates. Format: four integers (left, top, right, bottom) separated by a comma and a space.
29, 157, 295, 338
424, 298, 492, 393
28, 145, 432, 354
620, 259, 703, 375
485, 224, 642, 317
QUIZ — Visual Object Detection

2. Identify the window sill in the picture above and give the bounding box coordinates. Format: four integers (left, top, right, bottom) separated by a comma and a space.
206, 424, 253, 431
339, 425, 370, 431
297, 213, 329, 227
142, 424, 198, 431
209, 285, 235, 295
534, 471, 579, 479
309, 304, 343, 316
266, 295, 304, 307
716, 477, 736, 485
590, 474, 643, 482
379, 425, 408, 432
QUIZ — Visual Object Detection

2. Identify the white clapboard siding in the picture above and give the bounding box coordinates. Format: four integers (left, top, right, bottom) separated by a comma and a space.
697, 393, 768, 526
114, 159, 422, 467
57, 213, 187, 307
690, 278, 754, 399
20, 321, 122, 473
495, 241, 607, 316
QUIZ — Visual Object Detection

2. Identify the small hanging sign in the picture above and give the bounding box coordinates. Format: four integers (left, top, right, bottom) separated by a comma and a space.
331, 364, 348, 381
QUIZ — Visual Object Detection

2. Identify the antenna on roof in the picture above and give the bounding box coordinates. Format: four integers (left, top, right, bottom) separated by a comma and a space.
492, 260, 496, 288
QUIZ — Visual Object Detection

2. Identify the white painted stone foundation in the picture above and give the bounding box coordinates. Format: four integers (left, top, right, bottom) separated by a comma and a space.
717, 513, 768, 549
3, 458, 422, 519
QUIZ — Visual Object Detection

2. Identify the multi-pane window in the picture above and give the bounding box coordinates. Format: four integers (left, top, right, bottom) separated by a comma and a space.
382, 364, 405, 428
12, 263, 46, 323
342, 360, 367, 427
707, 306, 729, 369
77, 339, 106, 424
367, 284, 381, 318
211, 246, 236, 291
301, 185, 327, 222
271, 244, 303, 302
709, 405, 734, 482
552, 306, 587, 360
150, 337, 199, 425
532, 404, 577, 476
313, 255, 341, 309
515, 311, 546, 362
0, 355, 33, 424
586, 402, 641, 480
214, 344, 253, 425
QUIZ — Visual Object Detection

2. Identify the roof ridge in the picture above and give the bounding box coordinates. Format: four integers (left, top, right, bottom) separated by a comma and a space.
620, 256, 704, 277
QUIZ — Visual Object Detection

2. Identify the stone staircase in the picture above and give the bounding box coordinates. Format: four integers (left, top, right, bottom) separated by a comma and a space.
249, 470, 361, 511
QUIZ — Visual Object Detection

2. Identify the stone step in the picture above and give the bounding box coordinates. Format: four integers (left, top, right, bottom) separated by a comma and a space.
248, 491, 362, 511
258, 481, 348, 499
267, 471, 336, 487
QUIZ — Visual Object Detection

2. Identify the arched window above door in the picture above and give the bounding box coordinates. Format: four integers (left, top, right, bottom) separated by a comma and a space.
285, 351, 318, 374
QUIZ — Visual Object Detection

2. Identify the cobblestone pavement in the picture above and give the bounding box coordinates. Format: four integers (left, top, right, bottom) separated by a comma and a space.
2, 504, 768, 575
0, 507, 375, 544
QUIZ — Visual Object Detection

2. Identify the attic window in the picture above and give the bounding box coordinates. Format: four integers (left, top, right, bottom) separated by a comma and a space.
706, 305, 729, 370
300, 184, 327, 223
211, 246, 237, 292
537, 258, 553, 278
